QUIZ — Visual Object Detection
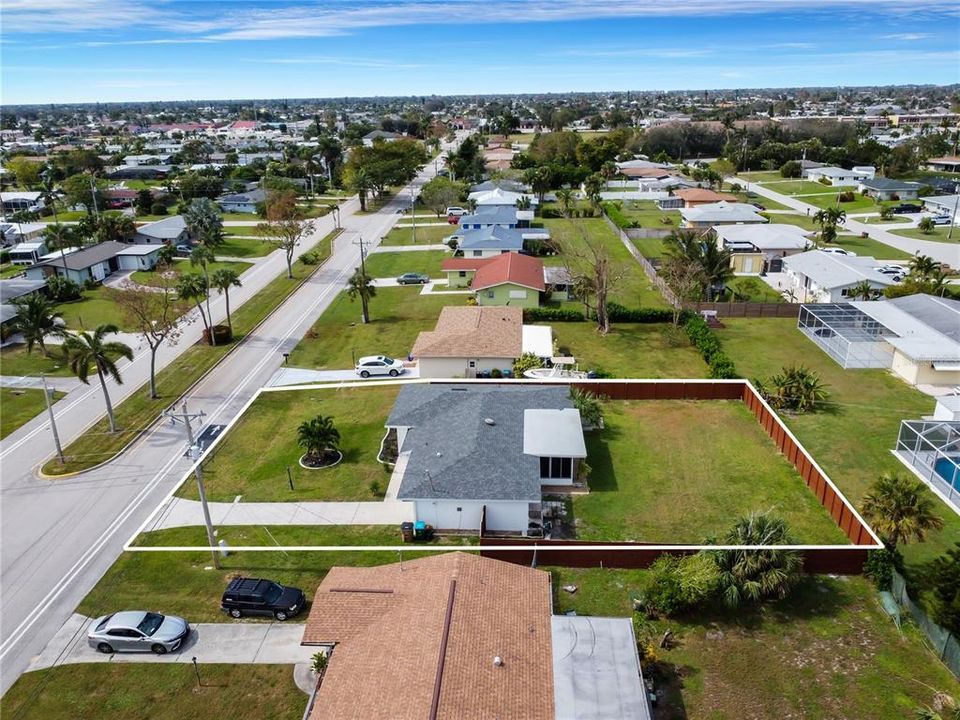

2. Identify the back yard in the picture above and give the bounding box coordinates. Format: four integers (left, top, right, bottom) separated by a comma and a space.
572, 399, 849, 544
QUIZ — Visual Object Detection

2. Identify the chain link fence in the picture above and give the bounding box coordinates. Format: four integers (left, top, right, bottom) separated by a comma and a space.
891, 570, 960, 677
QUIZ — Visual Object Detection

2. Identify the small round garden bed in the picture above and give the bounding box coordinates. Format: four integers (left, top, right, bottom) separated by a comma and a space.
299, 450, 343, 470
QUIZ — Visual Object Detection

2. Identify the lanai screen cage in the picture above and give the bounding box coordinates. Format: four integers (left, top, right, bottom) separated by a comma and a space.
895, 420, 960, 512
798, 304, 895, 369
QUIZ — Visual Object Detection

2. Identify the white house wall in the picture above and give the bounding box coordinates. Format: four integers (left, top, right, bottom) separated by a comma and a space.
417, 356, 515, 378
411, 499, 529, 534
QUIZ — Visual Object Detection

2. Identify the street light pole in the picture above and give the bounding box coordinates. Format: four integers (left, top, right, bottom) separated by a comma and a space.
41, 374, 64, 464
163, 401, 220, 569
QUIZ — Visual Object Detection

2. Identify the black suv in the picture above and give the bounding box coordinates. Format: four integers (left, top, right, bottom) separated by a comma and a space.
221, 578, 306, 621
891, 203, 922, 213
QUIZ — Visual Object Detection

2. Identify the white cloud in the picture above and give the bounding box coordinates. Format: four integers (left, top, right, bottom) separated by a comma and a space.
881, 33, 931, 41
261, 55, 427, 69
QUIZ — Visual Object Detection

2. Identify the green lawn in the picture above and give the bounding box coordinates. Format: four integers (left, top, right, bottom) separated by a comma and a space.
613, 200, 682, 230
0, 387, 64, 438
217, 237, 276, 258
220, 212, 261, 222
631, 236, 666, 259
732, 192, 792, 211
725, 275, 784, 302
759, 212, 819, 232
827, 235, 913, 260
380, 224, 453, 246
56, 286, 136, 331
803, 193, 884, 213
858, 215, 909, 224
552, 568, 960, 720
546, 322, 707, 378
363, 250, 450, 278
891, 226, 959, 243
0, 263, 26, 279
287, 286, 467, 370
1, 664, 306, 720
42, 231, 340, 476
80, 526, 473, 622
182, 386, 400, 502
221, 225, 262, 236
572, 400, 848, 544
719, 318, 959, 573
0, 346, 74, 377
736, 171, 789, 184
542, 217, 668, 308
756, 179, 838, 195
129, 259, 252, 285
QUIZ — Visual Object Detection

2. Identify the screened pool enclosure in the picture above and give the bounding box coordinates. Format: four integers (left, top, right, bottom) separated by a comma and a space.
798, 304, 895, 369
895, 419, 960, 512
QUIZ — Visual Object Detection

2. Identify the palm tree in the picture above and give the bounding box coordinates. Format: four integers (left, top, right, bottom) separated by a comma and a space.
515, 196, 532, 211
190, 244, 217, 345
210, 268, 242, 334
918, 217, 936, 235
663, 228, 731, 299
813, 207, 847, 244
62, 324, 133, 433
345, 167, 371, 211
861, 472, 944, 548
848, 279, 877, 301
183, 197, 224, 249
346, 268, 376, 324
555, 188, 575, 218
909, 253, 941, 279
762, 364, 830, 412
8, 293, 66, 355
711, 512, 803, 608
297, 415, 341, 465
177, 273, 211, 338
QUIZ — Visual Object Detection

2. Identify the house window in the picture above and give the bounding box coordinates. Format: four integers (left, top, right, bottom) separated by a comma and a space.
486, 290, 495, 298
458, 271, 466, 277
473, 250, 482, 257
540, 457, 572, 479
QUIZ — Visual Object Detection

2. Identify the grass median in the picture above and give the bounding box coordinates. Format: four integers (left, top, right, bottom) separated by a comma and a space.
41, 229, 341, 476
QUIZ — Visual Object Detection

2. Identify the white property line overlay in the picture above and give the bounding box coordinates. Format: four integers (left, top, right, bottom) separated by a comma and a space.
125, 377, 883, 553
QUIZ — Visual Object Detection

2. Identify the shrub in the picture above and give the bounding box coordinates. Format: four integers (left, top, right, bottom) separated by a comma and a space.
602, 202, 632, 229
523, 306, 586, 322
300, 251, 320, 265
864, 547, 901, 591
571, 388, 604, 427
818, 177, 832, 185
760, 364, 829, 412
446, 238, 459, 250
684, 315, 739, 377
46, 275, 82, 302
0, 250, 9, 263
642, 553, 720, 616
513, 352, 543, 376
838, 191, 855, 203
149, 202, 168, 215
82, 278, 99, 291
779, 160, 801, 178
368, 480, 382, 497
927, 542, 960, 636
605, 303, 675, 323
490, 368, 503, 378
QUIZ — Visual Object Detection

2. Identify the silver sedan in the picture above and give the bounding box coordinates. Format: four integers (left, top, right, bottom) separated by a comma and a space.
87, 611, 190, 655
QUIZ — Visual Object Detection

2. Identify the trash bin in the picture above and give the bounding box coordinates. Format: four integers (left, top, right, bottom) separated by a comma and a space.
401, 522, 414, 543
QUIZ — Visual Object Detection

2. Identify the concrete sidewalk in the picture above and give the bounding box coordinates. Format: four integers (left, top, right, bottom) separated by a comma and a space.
30, 613, 315, 670
150, 496, 413, 530
368, 244, 450, 253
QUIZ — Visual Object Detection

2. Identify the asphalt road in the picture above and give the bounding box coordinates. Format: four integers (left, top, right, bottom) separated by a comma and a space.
0, 137, 460, 694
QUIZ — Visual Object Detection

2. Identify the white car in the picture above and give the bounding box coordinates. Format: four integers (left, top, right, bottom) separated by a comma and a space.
355, 355, 405, 378
931, 214, 952, 225
820, 247, 856, 256
877, 264, 907, 275
446, 206, 467, 217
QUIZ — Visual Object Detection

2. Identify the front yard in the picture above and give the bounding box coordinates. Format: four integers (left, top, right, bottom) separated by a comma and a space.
891, 225, 959, 243
181, 385, 401, 502
56, 286, 137, 331
380, 224, 453, 246
129, 259, 253, 285
0, 346, 74, 376
1, 387, 64, 438
552, 569, 960, 720
363, 249, 451, 278
572, 399, 849, 544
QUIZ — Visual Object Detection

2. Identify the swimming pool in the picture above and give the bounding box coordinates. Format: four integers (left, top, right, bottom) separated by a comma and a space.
935, 457, 960, 490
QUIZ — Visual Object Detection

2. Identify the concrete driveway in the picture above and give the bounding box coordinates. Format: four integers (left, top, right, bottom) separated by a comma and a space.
266, 365, 419, 387
31, 613, 316, 670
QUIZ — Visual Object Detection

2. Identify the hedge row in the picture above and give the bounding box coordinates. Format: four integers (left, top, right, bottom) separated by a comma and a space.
523, 304, 681, 324
684, 315, 739, 379
602, 202, 632, 229
524, 306, 586, 322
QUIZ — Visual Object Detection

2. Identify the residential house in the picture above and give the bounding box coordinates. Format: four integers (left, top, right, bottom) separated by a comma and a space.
803, 166, 873, 186
115, 244, 166, 271
457, 206, 521, 230
782, 250, 896, 303
299, 552, 652, 720
387, 384, 586, 533
680, 201, 767, 228
440, 253, 545, 308
105, 165, 172, 180
411, 306, 553, 377
362, 130, 402, 146
451, 225, 526, 258
714, 223, 814, 274
670, 187, 737, 208
920, 195, 960, 220
798, 160, 827, 177
857, 178, 922, 201
134, 215, 189, 245
24, 241, 128, 284
0, 191, 45, 214
216, 188, 266, 214
468, 186, 538, 208
470, 179, 528, 194
1, 222, 45, 247
925, 156, 960, 173
8, 241, 48, 266
123, 153, 173, 166
799, 294, 960, 387
0, 277, 48, 334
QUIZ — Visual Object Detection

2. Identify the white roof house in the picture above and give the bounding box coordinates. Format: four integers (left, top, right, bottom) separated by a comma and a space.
467, 187, 538, 207
714, 223, 813, 251
783, 250, 896, 303
521, 324, 554, 359
522, 409, 588, 459
803, 166, 873, 186
681, 201, 767, 227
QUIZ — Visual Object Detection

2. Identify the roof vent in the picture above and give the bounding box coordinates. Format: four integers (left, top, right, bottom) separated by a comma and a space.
493, 656, 504, 667
484, 418, 496, 426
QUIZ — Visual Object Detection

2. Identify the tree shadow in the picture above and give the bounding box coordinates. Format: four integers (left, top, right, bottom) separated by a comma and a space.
650, 660, 694, 720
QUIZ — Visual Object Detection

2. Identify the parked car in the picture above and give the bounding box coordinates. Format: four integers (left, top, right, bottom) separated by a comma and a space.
751, 203, 766, 211
355, 355, 405, 378
877, 264, 907, 274
931, 214, 952, 225
876, 268, 904, 281
396, 272, 429, 285
221, 577, 305, 621
175, 243, 193, 255
446, 206, 467, 217
820, 247, 855, 256
447, 215, 461, 224
87, 611, 190, 655
891, 203, 922, 213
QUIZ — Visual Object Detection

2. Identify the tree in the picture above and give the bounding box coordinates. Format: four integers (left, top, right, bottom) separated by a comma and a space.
926, 543, 960, 637
660, 257, 706, 324
909, 253, 942, 279
848, 279, 877, 300
189, 245, 217, 344
559, 222, 625, 334
861, 473, 944, 548
135, 189, 154, 215
420, 176, 465, 218
759, 364, 830, 412
61, 173, 105, 214
8, 293, 66, 355
918, 216, 936, 234
343, 166, 371, 211
177, 273, 212, 339
109, 278, 190, 399
297, 415, 341, 465
346, 268, 376, 324
178, 173, 224, 201
93, 214, 136, 243
555, 188, 575, 218
711, 512, 803, 608
183, 197, 224, 249
258, 190, 316, 279
524, 166, 553, 206
210, 268, 242, 333
664, 228, 732, 299
62, 324, 134, 433
813, 207, 847, 244
344, 138, 429, 199
6, 156, 41, 189
512, 352, 543, 376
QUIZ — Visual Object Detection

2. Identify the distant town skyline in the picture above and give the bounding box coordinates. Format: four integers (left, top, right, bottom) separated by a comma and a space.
2, 0, 958, 104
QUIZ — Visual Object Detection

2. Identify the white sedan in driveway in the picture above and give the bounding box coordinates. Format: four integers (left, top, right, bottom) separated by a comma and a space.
355, 355, 405, 378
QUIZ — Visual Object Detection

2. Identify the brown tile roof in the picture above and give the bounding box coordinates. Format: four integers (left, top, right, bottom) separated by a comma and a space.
674, 188, 738, 203
302, 552, 554, 720
620, 166, 672, 179
441, 257, 490, 272
472, 252, 545, 292
411, 306, 522, 359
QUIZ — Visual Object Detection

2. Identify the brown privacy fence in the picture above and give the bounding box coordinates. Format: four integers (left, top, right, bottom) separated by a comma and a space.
470, 378, 879, 575
683, 302, 800, 318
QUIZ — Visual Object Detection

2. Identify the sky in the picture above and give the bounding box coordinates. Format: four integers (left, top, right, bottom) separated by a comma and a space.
1, 0, 959, 105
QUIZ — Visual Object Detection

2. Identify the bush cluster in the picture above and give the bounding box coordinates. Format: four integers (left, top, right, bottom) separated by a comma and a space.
602, 202, 632, 229
523, 306, 586, 322
684, 315, 738, 378
606, 303, 678, 324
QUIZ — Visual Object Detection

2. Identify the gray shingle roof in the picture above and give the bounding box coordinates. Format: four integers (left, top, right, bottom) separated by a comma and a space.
456, 225, 525, 251
887, 294, 960, 342
388, 385, 574, 502
0, 278, 47, 303
859, 178, 921, 191
136, 215, 186, 240
35, 241, 127, 271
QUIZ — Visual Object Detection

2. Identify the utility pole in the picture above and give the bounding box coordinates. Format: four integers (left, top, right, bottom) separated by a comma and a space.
948, 184, 959, 242
89, 175, 100, 221
163, 401, 220, 569
41, 374, 64, 464
411, 185, 417, 244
